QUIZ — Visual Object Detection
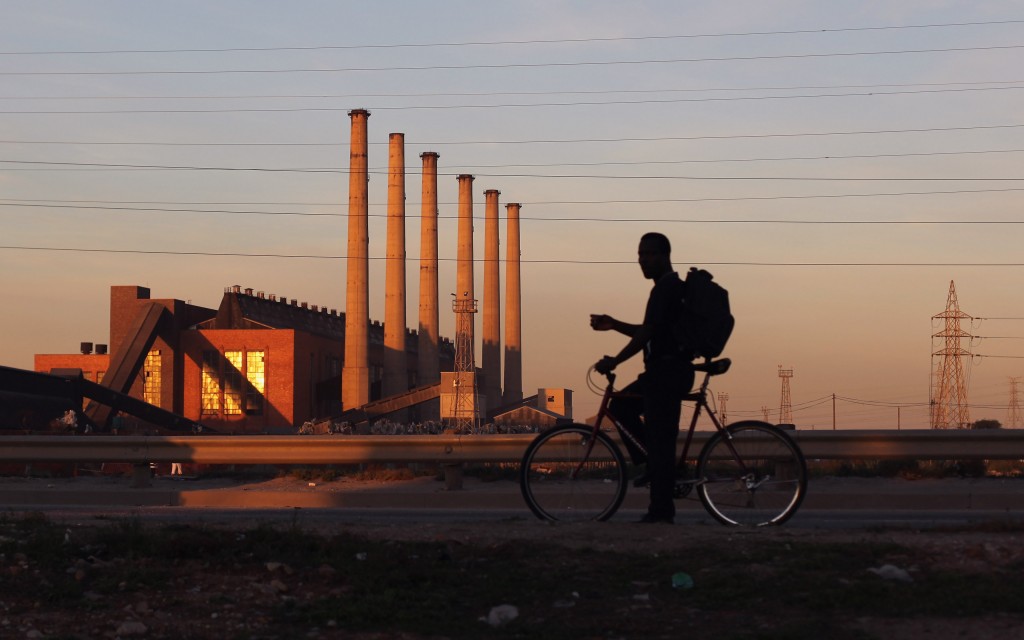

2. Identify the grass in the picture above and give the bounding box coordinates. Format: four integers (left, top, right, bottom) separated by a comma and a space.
2, 513, 1024, 639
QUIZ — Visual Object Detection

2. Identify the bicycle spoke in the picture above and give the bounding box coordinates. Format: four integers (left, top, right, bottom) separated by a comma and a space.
520, 425, 627, 522
697, 422, 807, 527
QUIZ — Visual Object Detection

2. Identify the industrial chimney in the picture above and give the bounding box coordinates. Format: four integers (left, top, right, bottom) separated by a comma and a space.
383, 132, 407, 402
342, 108, 370, 410
456, 174, 476, 349
502, 202, 523, 403
482, 189, 502, 410
418, 152, 441, 419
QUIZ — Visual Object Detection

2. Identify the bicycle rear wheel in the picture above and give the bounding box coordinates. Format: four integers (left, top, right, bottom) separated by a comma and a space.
696, 421, 807, 526
520, 424, 627, 522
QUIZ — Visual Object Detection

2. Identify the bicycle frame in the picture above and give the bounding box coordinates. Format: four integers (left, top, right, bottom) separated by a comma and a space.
581, 359, 745, 480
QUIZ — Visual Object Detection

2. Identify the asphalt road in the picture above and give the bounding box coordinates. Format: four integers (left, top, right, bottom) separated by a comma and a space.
7, 505, 1024, 531
2, 474, 1022, 530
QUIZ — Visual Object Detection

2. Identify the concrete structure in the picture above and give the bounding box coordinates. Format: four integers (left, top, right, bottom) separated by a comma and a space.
455, 174, 476, 336
502, 202, 523, 404
453, 174, 479, 428
342, 109, 371, 410
417, 152, 441, 420
36, 285, 454, 433
481, 189, 502, 411
439, 371, 485, 422
538, 388, 572, 420
383, 132, 407, 401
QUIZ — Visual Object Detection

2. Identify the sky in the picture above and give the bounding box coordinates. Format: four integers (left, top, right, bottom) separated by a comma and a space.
2, 1, 1023, 430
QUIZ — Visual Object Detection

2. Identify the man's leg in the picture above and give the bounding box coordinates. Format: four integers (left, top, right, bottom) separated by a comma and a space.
642, 368, 693, 521
609, 376, 646, 466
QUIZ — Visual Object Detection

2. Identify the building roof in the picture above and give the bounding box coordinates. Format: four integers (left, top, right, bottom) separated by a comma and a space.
196, 287, 346, 341
195, 286, 454, 354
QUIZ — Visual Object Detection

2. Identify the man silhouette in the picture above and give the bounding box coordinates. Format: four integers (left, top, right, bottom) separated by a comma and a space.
591, 232, 695, 524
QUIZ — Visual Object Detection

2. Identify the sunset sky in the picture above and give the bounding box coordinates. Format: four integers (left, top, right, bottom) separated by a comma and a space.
2, 1, 1023, 429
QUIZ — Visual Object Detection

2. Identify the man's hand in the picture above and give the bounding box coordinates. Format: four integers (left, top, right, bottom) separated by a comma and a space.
590, 314, 615, 331
594, 355, 618, 375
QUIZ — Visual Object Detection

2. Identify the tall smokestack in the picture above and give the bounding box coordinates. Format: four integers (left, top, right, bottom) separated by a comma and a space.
418, 152, 441, 403
502, 202, 523, 403
383, 133, 407, 401
482, 189, 502, 410
342, 108, 370, 410
456, 175, 476, 351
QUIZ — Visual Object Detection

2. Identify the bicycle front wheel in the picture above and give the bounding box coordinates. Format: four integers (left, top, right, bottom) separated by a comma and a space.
520, 424, 627, 522
696, 421, 807, 527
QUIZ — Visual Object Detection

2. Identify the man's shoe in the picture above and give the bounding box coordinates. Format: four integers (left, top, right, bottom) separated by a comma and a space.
636, 513, 674, 524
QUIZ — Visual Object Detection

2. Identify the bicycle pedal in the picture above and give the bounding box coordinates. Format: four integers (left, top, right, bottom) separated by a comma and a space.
673, 482, 693, 499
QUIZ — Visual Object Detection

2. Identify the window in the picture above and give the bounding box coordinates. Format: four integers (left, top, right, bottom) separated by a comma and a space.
224, 350, 243, 415
201, 351, 221, 416
201, 349, 266, 418
245, 351, 265, 416
143, 350, 161, 406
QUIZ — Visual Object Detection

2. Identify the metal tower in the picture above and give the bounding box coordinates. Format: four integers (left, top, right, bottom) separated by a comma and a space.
930, 281, 972, 429
778, 367, 793, 425
717, 392, 729, 426
761, 406, 772, 422
1009, 377, 1022, 429
451, 293, 478, 433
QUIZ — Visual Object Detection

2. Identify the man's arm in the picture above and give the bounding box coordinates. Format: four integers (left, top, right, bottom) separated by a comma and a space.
589, 314, 640, 337
595, 322, 653, 374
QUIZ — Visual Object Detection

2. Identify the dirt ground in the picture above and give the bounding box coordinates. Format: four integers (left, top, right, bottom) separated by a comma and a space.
3, 474, 1024, 638
4, 506, 1024, 639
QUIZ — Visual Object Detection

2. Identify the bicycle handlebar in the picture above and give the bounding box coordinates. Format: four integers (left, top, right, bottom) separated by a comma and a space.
586, 366, 616, 393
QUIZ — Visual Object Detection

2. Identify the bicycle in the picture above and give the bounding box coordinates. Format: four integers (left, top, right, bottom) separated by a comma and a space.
519, 358, 808, 526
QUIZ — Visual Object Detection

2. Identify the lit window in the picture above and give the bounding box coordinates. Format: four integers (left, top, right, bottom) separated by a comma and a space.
201, 351, 221, 416
201, 349, 267, 418
224, 351, 243, 415
246, 351, 265, 416
143, 350, 161, 406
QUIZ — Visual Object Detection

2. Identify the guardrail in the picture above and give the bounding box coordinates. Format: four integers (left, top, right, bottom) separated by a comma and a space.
1, 429, 1023, 465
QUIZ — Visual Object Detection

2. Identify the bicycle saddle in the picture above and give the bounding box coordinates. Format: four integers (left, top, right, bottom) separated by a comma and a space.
693, 358, 731, 376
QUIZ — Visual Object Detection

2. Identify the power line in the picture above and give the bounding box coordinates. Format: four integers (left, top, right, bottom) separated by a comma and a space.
2, 122, 1021, 147
3, 158, 1022, 181
5, 147, 1024, 172
1, 85, 1021, 113
449, 148, 1024, 169
6, 200, 1024, 225
2, 79, 1021, 100
2, 44, 1022, 76
4, 245, 1024, 266
4, 186, 1024, 207
3, 19, 1021, 55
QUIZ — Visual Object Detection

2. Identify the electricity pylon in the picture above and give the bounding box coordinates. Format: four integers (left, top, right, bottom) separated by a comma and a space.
717, 392, 729, 425
1008, 377, 1023, 429
930, 281, 972, 429
778, 367, 793, 425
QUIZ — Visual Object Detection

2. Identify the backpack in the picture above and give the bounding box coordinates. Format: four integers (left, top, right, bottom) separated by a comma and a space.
676, 267, 734, 360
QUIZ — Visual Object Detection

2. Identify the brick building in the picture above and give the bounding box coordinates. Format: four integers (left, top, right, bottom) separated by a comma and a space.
35, 285, 454, 433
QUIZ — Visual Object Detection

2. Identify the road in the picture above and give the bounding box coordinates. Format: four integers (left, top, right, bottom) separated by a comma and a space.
1, 474, 1022, 530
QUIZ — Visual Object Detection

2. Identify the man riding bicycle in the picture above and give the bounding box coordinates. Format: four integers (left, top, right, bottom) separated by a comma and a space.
591, 232, 695, 524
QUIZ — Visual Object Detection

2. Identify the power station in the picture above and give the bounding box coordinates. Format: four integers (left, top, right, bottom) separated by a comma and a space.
16, 109, 571, 434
